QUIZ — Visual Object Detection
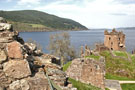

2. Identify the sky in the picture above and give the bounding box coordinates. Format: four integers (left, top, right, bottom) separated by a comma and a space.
0, 0, 135, 28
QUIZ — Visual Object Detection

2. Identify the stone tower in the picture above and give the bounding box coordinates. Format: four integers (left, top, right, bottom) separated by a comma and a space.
104, 29, 126, 51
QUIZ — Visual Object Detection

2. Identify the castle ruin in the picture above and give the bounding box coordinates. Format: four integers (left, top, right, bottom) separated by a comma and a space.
66, 58, 105, 90
104, 29, 126, 51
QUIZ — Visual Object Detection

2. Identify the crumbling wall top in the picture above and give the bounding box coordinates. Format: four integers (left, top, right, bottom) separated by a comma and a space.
104, 29, 125, 36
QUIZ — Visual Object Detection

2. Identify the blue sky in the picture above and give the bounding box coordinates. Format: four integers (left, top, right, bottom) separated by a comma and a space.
0, 0, 135, 28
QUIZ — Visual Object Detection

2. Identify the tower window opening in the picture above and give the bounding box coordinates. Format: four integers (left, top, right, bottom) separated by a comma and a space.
109, 37, 111, 40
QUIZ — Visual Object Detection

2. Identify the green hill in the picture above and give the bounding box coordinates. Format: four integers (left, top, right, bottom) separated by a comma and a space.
0, 10, 88, 32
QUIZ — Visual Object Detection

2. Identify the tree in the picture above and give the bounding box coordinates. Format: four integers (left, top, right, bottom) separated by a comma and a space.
47, 32, 76, 66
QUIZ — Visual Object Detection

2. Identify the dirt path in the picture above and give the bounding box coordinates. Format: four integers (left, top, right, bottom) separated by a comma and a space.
119, 81, 135, 84
105, 79, 135, 90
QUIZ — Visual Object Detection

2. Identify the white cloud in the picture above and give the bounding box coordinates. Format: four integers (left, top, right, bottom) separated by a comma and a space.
17, 0, 41, 5
9, 0, 134, 28
113, 0, 135, 5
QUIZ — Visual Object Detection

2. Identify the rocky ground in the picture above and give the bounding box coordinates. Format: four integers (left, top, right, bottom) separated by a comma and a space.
0, 17, 76, 90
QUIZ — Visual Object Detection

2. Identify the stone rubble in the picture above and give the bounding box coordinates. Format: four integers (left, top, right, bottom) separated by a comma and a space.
0, 17, 75, 90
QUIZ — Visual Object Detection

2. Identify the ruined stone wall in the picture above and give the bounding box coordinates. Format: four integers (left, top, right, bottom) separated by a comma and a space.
95, 44, 109, 52
81, 45, 92, 57
0, 17, 75, 90
104, 29, 125, 51
66, 58, 105, 90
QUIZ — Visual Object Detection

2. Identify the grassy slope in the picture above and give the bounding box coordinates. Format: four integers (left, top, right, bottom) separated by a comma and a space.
0, 10, 88, 31
9, 21, 52, 32
63, 61, 72, 72
113, 51, 128, 58
105, 73, 135, 81
121, 84, 135, 90
85, 54, 100, 60
69, 78, 101, 90
100, 51, 135, 80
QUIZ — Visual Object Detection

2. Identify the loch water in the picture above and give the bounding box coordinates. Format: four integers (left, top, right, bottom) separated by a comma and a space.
19, 29, 135, 53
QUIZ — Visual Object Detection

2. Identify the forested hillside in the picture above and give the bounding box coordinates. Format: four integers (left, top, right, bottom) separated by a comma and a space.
0, 10, 88, 32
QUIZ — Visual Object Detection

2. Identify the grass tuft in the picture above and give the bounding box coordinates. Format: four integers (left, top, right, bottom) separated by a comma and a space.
105, 73, 135, 81
85, 54, 100, 60
69, 78, 101, 90
113, 51, 128, 58
121, 84, 135, 90
63, 61, 72, 72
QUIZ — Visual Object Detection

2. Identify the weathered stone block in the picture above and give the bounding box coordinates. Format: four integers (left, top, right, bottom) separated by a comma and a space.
3, 60, 31, 79
0, 49, 7, 64
0, 37, 14, 43
0, 70, 11, 87
26, 72, 50, 90
6, 41, 23, 59
25, 43, 37, 51
0, 23, 12, 31
9, 79, 29, 90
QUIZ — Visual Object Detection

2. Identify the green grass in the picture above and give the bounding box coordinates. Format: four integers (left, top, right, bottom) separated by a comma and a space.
121, 84, 135, 90
68, 78, 101, 90
105, 88, 110, 90
63, 61, 72, 72
30, 24, 45, 28
131, 55, 135, 61
113, 51, 128, 58
105, 73, 135, 81
85, 54, 100, 60
100, 51, 135, 80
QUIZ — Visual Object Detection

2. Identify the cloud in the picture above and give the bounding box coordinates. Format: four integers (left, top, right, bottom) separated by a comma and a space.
110, 13, 127, 16
2, 0, 135, 28
17, 0, 41, 5
33, 0, 135, 28
113, 0, 135, 5
34, 0, 135, 15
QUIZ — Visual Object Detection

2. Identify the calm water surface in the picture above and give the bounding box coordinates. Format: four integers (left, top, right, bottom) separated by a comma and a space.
19, 29, 135, 53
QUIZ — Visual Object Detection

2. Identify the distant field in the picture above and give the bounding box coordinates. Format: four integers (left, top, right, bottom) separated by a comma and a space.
9, 21, 52, 32
29, 24, 46, 28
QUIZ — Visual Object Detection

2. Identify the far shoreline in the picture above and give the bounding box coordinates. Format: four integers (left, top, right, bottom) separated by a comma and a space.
18, 29, 89, 33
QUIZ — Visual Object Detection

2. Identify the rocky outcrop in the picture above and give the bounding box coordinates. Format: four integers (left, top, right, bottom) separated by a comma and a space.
0, 17, 75, 90
66, 58, 105, 90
